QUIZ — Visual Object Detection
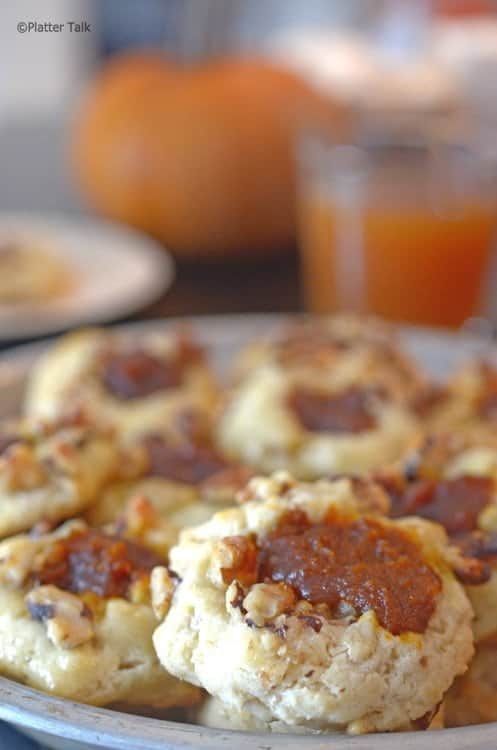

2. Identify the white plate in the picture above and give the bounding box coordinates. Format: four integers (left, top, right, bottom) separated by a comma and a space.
0, 213, 174, 341
0, 315, 495, 750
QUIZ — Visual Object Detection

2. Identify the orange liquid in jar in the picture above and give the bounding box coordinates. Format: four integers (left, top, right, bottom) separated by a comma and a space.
299, 191, 497, 328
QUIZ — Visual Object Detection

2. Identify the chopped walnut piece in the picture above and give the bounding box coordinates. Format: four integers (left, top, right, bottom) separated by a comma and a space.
0, 540, 38, 588
113, 494, 178, 556
128, 575, 151, 605
116, 494, 157, 537
453, 557, 491, 586
446, 542, 492, 586
225, 580, 247, 613
242, 582, 296, 626
236, 472, 296, 505
150, 566, 176, 620
213, 535, 258, 587
347, 477, 391, 516
1, 444, 47, 491
25, 585, 94, 649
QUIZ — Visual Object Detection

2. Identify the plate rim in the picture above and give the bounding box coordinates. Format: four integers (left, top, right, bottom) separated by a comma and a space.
1, 675, 497, 750
0, 312, 494, 387
0, 212, 175, 341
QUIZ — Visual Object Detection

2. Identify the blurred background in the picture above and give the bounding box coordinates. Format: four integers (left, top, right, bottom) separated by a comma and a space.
1, 0, 497, 340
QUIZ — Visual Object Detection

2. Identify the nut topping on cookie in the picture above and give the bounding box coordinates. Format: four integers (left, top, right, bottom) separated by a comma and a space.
242, 582, 295, 627
26, 585, 94, 648
1, 444, 48, 491
154, 472, 473, 733
150, 566, 177, 620
214, 535, 258, 587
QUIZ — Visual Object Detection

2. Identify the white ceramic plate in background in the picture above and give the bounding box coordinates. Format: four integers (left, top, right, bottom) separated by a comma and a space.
0, 213, 174, 341
0, 315, 496, 750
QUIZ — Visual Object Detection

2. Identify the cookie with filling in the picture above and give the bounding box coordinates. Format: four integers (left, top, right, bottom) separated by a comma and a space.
381, 428, 497, 642
87, 408, 253, 533
217, 317, 427, 477
25, 326, 218, 438
153, 473, 472, 734
0, 518, 199, 708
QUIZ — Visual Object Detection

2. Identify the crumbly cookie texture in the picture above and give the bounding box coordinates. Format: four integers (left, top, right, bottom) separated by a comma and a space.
194, 695, 323, 733
24, 327, 218, 438
0, 412, 119, 537
445, 640, 497, 727
387, 428, 497, 642
0, 520, 199, 708
153, 473, 473, 734
195, 695, 445, 733
216, 317, 427, 478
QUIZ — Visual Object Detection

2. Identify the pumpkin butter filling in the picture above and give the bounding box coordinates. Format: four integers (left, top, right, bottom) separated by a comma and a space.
32, 529, 166, 600
287, 387, 381, 434
385, 474, 497, 584
221, 511, 442, 636
99, 335, 203, 401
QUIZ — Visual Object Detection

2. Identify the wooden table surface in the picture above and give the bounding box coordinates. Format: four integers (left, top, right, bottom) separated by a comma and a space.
137, 252, 302, 320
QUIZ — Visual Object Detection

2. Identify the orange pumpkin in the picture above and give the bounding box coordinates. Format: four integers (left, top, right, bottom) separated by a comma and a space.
72, 54, 348, 259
